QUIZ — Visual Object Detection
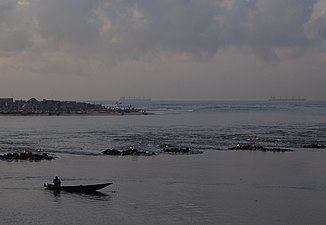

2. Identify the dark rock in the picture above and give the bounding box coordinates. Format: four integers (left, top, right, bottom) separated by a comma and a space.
12, 153, 19, 159
163, 147, 203, 154
19, 152, 29, 160
3, 153, 13, 159
0, 151, 54, 161
228, 144, 293, 152
30, 154, 44, 161
122, 149, 138, 155
102, 149, 122, 155
102, 148, 155, 156
42, 153, 53, 160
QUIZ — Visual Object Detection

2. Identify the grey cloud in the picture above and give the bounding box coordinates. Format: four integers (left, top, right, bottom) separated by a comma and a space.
104, 0, 317, 53
308, 13, 326, 39
0, 1, 15, 21
130, 0, 223, 55
253, 0, 316, 47
0, 1, 34, 53
1, 0, 325, 63
37, 0, 101, 45
217, 0, 317, 60
0, 31, 33, 52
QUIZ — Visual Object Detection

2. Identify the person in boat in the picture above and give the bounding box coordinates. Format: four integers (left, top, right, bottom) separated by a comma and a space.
53, 176, 61, 187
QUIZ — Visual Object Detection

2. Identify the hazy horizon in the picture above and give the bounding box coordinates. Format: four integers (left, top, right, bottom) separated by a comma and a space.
1, 0, 326, 101
0, 96, 322, 103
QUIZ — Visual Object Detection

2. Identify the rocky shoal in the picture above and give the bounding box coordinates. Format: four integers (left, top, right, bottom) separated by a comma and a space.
102, 148, 156, 156
162, 147, 203, 154
102, 147, 203, 156
228, 144, 294, 152
0, 151, 54, 161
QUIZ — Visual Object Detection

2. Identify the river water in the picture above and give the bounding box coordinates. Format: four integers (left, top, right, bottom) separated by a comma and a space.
0, 100, 326, 225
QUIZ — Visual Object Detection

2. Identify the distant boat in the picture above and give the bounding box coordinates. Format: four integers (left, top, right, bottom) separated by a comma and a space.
268, 97, 307, 102
119, 96, 151, 104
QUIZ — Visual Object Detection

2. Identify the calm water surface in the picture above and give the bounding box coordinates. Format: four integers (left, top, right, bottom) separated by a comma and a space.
0, 101, 326, 225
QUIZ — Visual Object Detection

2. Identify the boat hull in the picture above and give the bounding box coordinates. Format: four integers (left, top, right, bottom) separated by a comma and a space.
44, 182, 112, 192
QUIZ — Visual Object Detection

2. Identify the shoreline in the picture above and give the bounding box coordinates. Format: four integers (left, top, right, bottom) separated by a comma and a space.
0, 111, 153, 116
0, 97, 151, 116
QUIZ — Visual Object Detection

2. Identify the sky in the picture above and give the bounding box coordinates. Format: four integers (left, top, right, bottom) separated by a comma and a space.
0, 0, 326, 101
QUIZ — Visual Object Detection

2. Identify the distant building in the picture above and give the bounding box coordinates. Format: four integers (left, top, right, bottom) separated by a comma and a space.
0, 98, 13, 106
0, 97, 141, 115
28, 97, 39, 104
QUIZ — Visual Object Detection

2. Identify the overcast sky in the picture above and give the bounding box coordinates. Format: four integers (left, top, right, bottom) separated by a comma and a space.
0, 0, 326, 101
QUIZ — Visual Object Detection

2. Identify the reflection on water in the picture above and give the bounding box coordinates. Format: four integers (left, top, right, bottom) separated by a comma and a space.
45, 189, 112, 201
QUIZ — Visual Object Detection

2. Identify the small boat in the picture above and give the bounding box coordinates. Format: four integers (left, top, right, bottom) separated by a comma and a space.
44, 182, 112, 193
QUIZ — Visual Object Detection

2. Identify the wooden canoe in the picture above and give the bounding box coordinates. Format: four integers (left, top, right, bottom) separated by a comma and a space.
44, 182, 112, 192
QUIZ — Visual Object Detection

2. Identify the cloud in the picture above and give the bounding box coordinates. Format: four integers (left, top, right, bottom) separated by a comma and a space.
37, 0, 101, 45
307, 11, 326, 40
0, 0, 325, 69
0, 1, 34, 54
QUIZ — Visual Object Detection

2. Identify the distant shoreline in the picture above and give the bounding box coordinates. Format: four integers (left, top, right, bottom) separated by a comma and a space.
0, 97, 150, 116
0, 111, 152, 116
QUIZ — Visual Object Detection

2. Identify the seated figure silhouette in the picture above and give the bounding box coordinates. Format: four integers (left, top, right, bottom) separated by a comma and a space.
53, 176, 61, 187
